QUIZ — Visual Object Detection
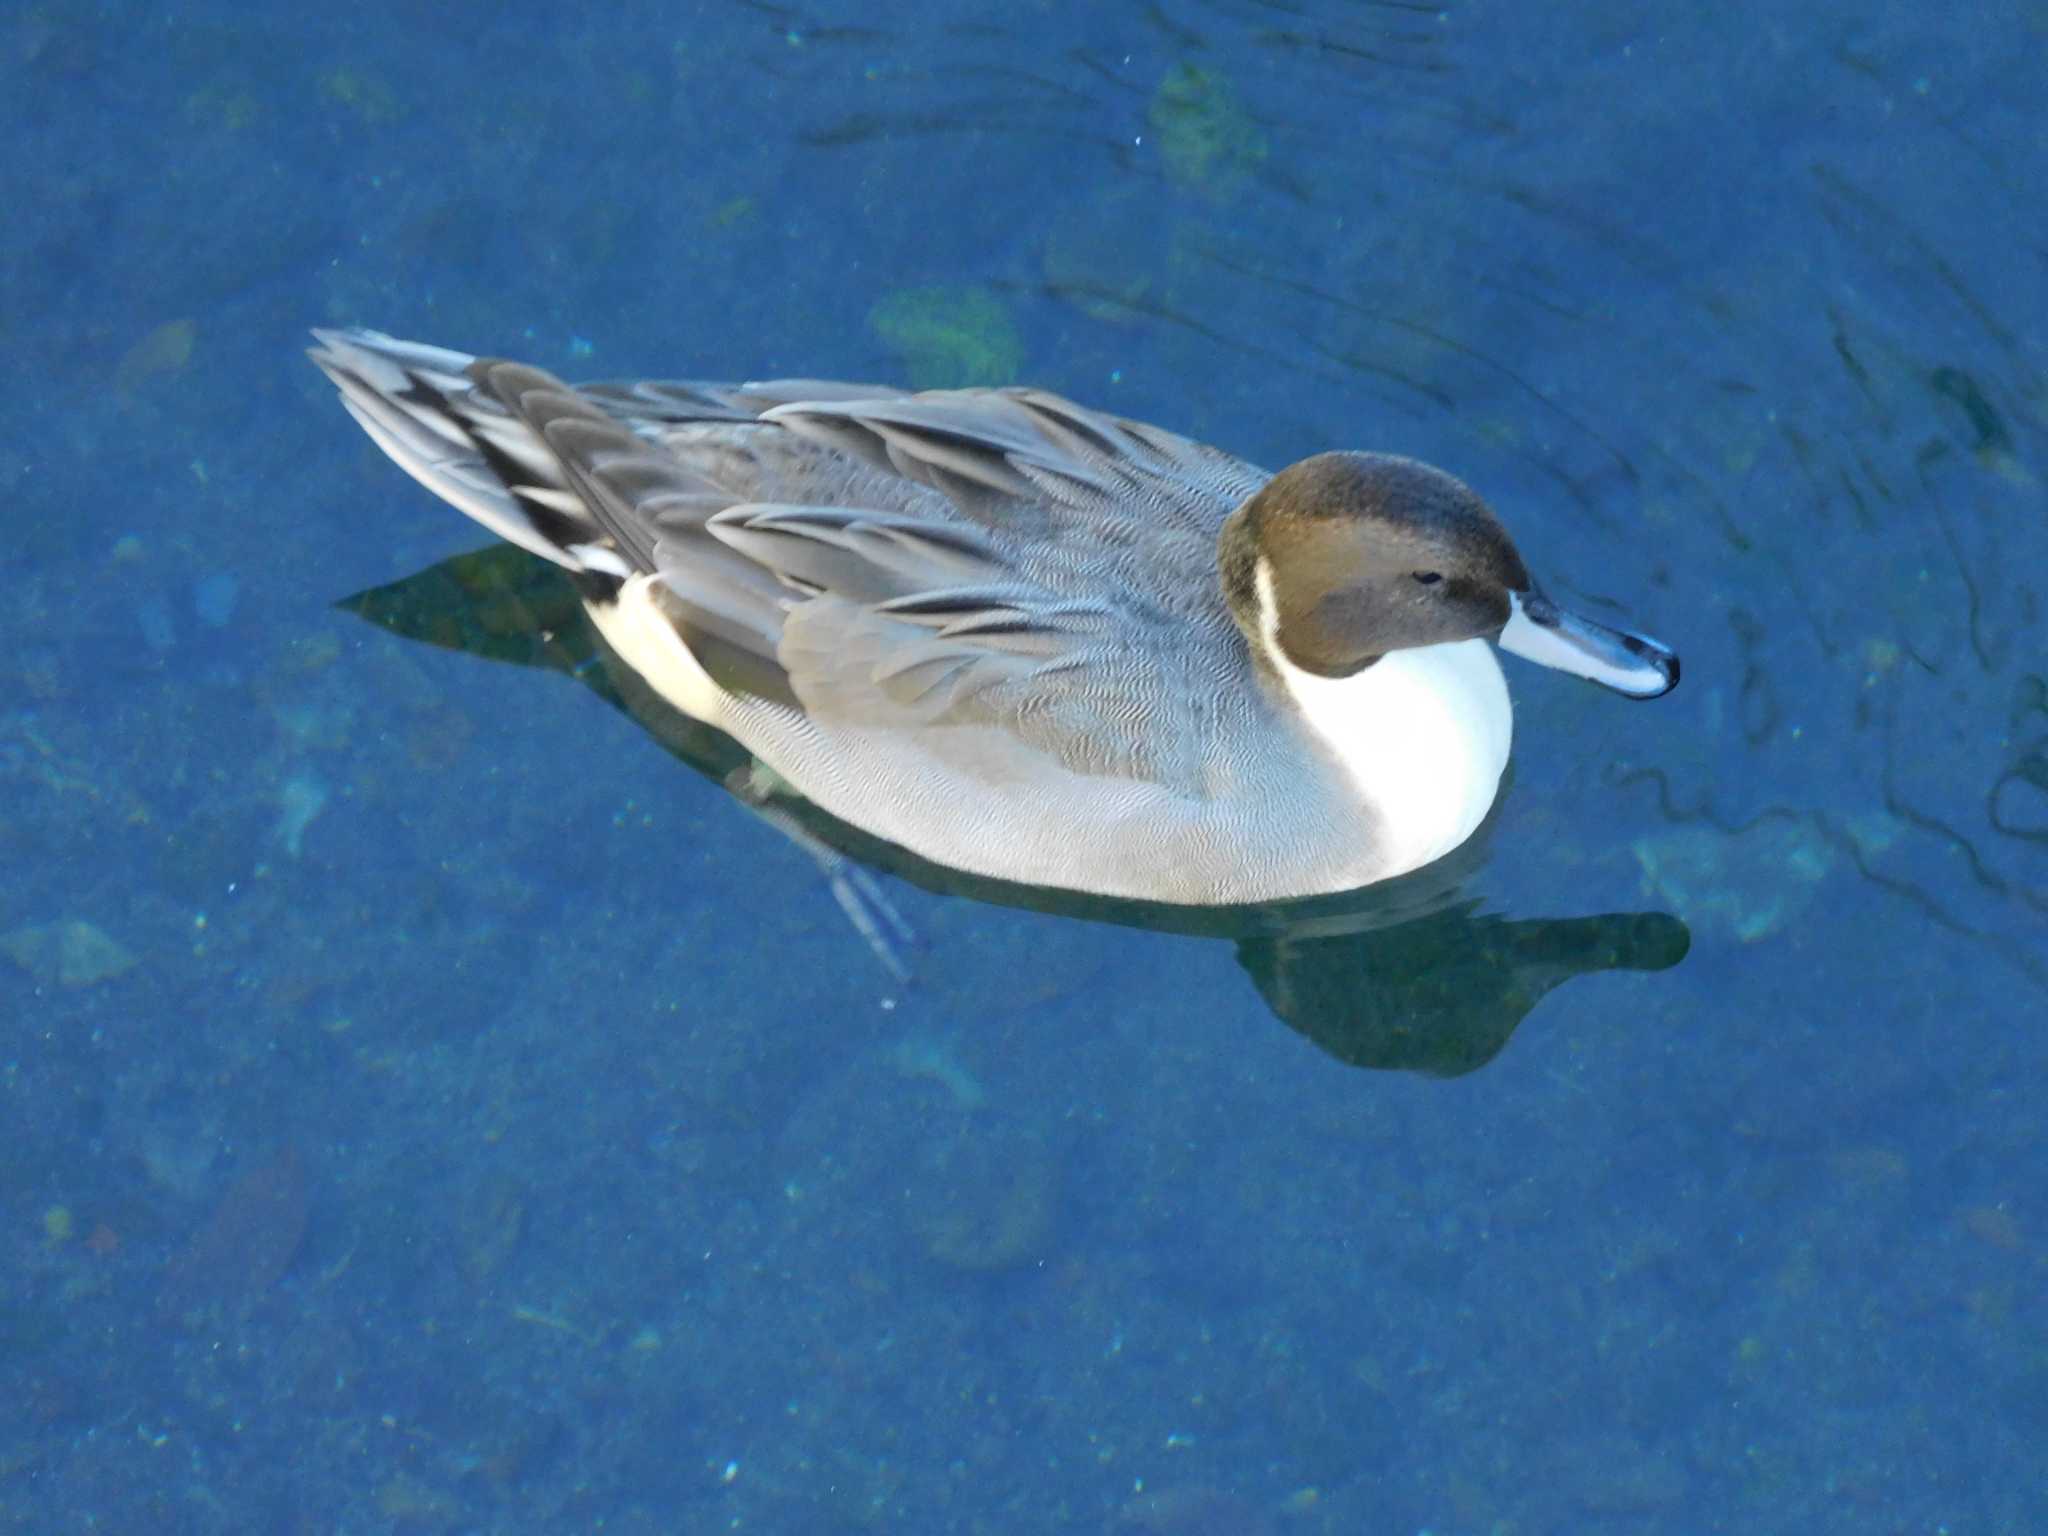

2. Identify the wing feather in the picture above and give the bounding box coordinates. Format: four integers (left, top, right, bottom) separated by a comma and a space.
316, 329, 1260, 793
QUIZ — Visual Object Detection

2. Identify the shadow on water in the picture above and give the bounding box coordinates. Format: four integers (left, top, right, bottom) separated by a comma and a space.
344, 544, 1689, 1079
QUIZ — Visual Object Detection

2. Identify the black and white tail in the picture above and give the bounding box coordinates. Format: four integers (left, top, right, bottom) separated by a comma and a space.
309, 327, 637, 583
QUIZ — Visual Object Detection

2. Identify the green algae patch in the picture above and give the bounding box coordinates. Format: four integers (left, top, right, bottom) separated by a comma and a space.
708, 194, 757, 230
1148, 61, 1267, 202
868, 285, 1023, 389
321, 67, 405, 126
183, 80, 262, 133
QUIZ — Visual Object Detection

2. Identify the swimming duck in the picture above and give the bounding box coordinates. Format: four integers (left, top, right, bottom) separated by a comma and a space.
310, 329, 1676, 904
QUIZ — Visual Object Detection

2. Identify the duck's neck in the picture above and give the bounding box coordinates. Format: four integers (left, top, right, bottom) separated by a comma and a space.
1248, 557, 1512, 878
1217, 502, 1264, 650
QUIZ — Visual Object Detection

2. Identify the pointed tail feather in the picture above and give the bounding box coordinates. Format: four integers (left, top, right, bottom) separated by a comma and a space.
309, 327, 626, 577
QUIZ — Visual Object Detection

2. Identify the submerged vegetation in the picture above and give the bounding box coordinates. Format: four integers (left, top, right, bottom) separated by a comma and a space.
868, 283, 1024, 388
1147, 61, 1267, 203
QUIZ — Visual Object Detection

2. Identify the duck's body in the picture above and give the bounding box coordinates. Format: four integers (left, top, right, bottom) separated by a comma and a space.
311, 329, 1675, 903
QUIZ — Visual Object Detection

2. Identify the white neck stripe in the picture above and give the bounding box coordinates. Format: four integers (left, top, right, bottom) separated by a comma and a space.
1253, 558, 1511, 878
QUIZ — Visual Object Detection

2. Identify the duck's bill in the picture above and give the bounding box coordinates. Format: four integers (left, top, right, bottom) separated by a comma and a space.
1497, 589, 1679, 698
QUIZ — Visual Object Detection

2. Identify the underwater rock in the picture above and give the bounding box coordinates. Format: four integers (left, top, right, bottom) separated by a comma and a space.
1563, 1431, 1688, 1515
779, 1038, 1066, 1274
274, 773, 330, 857
905, 1111, 1064, 1273
0, 919, 139, 987
114, 317, 196, 396
157, 1144, 310, 1323
890, 1034, 985, 1110
456, 1175, 528, 1284
1119, 1486, 1277, 1535
1631, 817, 1832, 943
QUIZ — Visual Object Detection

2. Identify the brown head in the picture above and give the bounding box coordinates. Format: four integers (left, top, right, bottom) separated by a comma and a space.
1219, 450, 1677, 695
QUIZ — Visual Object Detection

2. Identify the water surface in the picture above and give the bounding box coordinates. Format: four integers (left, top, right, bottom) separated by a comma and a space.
3, 2, 2042, 1531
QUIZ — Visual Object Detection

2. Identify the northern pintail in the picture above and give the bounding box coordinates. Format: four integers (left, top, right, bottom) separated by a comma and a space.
310, 328, 1676, 904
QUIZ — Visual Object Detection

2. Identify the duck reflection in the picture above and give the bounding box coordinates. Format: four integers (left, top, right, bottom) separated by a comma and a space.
344, 545, 1687, 1078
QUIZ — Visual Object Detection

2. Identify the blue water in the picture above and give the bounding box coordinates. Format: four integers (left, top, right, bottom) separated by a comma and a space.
5, 2, 2043, 1531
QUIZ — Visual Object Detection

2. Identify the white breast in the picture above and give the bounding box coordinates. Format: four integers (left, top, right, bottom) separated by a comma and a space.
585, 573, 733, 725
1255, 563, 1512, 879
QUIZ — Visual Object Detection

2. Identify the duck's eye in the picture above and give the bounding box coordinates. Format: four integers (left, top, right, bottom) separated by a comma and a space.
1412, 571, 1443, 586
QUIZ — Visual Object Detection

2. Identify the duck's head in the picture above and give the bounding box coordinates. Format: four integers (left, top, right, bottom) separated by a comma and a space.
1220, 451, 1678, 697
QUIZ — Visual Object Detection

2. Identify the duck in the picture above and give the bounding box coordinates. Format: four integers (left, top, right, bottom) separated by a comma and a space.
309, 328, 1676, 905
